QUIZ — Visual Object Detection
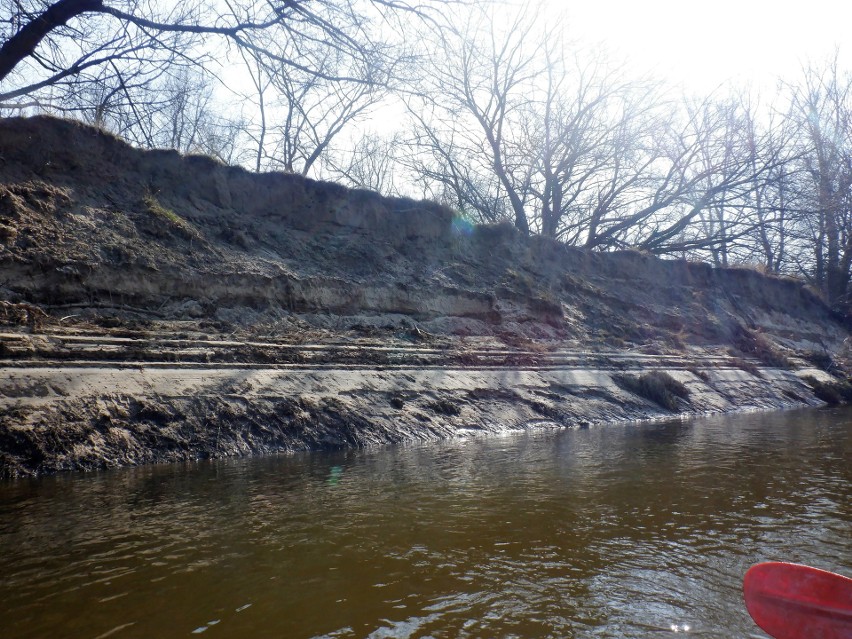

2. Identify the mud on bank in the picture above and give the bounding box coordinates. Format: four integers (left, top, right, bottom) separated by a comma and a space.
1, 319, 847, 478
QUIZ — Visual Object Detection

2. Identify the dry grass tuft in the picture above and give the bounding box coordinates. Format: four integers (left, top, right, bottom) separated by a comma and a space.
613, 371, 690, 411
802, 376, 852, 404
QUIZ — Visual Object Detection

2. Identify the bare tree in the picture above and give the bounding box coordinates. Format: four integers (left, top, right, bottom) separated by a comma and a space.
411, 4, 545, 234
1, 0, 455, 108
407, 4, 780, 253
523, 48, 662, 242
327, 131, 404, 194
404, 101, 514, 222
235, 44, 273, 173
785, 55, 852, 307
231, 30, 389, 177
710, 90, 800, 273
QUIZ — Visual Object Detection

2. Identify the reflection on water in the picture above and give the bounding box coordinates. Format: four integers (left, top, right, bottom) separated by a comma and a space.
0, 407, 849, 638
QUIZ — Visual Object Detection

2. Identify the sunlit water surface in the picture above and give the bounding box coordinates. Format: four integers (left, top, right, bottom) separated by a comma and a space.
1, 407, 849, 638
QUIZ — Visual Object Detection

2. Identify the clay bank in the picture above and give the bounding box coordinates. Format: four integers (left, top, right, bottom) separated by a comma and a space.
1, 116, 850, 478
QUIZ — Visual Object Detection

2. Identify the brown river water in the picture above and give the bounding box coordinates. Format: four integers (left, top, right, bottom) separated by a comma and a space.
1, 407, 850, 638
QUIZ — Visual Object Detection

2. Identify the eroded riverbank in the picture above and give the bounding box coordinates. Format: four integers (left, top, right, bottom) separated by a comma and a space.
2, 116, 852, 476
0, 323, 842, 477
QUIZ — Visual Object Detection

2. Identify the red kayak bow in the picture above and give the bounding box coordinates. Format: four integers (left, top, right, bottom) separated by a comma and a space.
743, 562, 852, 639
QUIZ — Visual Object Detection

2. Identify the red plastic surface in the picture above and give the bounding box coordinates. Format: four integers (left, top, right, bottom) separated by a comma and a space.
743, 562, 852, 639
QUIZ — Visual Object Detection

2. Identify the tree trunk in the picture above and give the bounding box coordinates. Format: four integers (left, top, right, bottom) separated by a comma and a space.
0, 0, 104, 83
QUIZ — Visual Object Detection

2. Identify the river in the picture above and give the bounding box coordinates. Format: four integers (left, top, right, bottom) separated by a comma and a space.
1, 407, 849, 638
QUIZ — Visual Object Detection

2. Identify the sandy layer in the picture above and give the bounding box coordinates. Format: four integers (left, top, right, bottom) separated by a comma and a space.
0, 327, 834, 477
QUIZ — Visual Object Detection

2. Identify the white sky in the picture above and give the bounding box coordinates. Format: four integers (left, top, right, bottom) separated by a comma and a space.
556, 0, 852, 94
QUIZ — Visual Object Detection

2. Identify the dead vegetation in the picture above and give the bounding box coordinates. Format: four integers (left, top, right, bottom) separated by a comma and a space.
731, 326, 791, 368
613, 371, 691, 411
801, 376, 852, 405
0, 301, 47, 331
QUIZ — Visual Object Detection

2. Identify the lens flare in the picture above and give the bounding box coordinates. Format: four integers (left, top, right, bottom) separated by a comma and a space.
451, 215, 474, 237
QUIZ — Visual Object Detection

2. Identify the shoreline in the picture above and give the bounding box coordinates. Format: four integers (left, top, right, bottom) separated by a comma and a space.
0, 327, 836, 478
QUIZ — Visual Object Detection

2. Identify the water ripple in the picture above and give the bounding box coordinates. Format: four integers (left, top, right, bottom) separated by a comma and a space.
1, 407, 850, 638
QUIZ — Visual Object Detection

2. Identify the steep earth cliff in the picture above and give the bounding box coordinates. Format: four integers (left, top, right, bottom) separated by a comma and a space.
1, 116, 850, 477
